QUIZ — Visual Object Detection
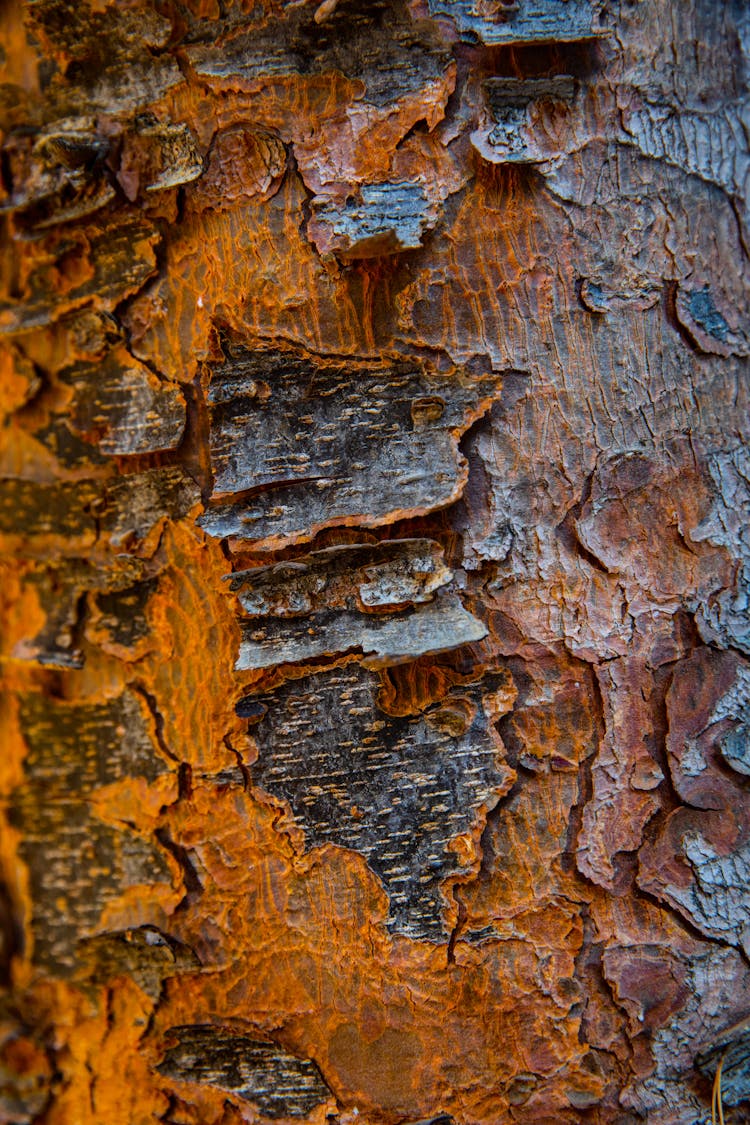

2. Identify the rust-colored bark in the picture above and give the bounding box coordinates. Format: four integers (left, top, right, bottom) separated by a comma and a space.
1, 1, 749, 1123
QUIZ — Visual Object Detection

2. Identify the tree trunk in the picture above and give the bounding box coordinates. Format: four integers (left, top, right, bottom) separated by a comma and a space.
1, 1, 749, 1122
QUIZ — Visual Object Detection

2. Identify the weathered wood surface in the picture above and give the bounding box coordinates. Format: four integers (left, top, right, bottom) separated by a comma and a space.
199, 341, 504, 546
0, 0, 749, 1123
240, 663, 514, 939
157, 1025, 336, 1117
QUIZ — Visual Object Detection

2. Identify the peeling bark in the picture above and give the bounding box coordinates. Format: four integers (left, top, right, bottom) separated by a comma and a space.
0, 1, 749, 1124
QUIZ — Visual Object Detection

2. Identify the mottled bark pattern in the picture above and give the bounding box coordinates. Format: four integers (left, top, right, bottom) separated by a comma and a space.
157, 1026, 335, 1117
241, 663, 514, 939
0, 1, 748, 1124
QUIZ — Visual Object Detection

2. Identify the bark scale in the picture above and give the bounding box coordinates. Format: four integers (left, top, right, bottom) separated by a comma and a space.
0, 1, 749, 1123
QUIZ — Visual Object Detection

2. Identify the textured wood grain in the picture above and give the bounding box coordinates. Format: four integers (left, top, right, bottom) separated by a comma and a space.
0, 0, 748, 1123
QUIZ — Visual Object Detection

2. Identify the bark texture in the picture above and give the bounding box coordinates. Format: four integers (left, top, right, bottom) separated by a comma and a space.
0, 1, 749, 1123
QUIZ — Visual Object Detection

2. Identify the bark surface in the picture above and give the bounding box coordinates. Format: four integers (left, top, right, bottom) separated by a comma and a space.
0, 1, 749, 1123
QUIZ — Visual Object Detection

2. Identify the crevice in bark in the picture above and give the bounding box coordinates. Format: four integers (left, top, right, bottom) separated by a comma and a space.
664, 278, 703, 354
154, 829, 204, 906
564, 661, 602, 877
131, 682, 180, 766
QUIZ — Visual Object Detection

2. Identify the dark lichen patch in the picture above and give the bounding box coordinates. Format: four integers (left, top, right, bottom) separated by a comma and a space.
688, 288, 729, 342
157, 1025, 333, 1117
239, 664, 513, 940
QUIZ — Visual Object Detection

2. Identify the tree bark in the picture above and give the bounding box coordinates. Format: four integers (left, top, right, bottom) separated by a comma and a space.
1, 1, 749, 1122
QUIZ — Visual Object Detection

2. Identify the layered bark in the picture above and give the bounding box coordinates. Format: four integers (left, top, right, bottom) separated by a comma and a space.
0, 1, 749, 1123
